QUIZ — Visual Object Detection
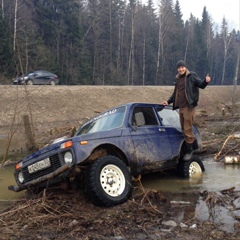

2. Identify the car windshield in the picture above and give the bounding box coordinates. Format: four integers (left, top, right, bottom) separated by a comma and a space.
76, 106, 126, 135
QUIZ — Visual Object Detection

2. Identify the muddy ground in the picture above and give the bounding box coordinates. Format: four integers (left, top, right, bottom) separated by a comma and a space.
0, 85, 240, 239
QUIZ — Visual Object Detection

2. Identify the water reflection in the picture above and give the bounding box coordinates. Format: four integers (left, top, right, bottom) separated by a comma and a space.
141, 158, 240, 192
140, 158, 240, 233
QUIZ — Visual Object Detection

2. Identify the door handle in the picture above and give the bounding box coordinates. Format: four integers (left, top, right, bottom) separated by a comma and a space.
159, 128, 166, 132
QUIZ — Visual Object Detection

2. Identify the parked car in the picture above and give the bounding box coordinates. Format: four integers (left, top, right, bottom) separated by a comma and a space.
12, 70, 59, 85
9, 103, 204, 207
12, 74, 30, 85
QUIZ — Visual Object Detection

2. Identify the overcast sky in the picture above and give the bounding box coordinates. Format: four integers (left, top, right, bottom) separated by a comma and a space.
148, 0, 240, 31
176, 0, 240, 30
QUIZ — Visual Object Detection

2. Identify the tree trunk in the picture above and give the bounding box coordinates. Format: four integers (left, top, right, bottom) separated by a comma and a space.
221, 56, 227, 85
131, 13, 135, 86
184, 28, 190, 61
13, 0, 18, 51
155, 9, 162, 85
142, 32, 146, 85
128, 6, 135, 85
1, 0, 4, 18
109, 1, 113, 84
92, 42, 97, 85
232, 46, 239, 114
117, 10, 121, 84
221, 30, 232, 85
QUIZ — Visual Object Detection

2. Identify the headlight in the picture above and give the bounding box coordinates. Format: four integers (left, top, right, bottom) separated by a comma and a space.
17, 171, 24, 184
64, 151, 73, 164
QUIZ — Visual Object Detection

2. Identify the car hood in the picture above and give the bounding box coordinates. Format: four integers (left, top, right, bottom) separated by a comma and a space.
21, 129, 122, 164
77, 128, 122, 140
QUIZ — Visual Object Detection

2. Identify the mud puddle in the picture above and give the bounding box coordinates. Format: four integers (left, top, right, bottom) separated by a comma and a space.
0, 158, 239, 233
141, 158, 240, 192
0, 165, 25, 211
140, 158, 240, 233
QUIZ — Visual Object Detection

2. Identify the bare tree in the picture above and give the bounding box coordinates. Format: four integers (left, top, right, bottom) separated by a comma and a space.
127, 1, 135, 85
116, 7, 122, 84
142, 32, 146, 85
109, 0, 113, 84
155, 1, 173, 85
221, 18, 232, 85
232, 36, 240, 114
155, 6, 163, 85
1, 0, 4, 18
13, 0, 18, 51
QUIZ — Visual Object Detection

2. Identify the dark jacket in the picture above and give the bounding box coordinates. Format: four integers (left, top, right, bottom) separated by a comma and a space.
167, 70, 208, 110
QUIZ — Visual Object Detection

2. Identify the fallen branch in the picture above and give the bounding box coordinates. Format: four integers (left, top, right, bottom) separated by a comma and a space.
214, 133, 240, 160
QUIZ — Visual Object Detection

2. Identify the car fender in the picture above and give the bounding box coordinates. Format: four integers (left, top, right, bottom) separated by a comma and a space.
72, 131, 134, 166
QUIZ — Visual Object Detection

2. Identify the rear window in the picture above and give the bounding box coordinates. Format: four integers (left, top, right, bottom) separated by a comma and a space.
157, 108, 181, 127
76, 106, 126, 135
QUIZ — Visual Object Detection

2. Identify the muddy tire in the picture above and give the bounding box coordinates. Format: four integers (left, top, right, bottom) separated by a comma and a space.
84, 155, 132, 207
178, 156, 205, 178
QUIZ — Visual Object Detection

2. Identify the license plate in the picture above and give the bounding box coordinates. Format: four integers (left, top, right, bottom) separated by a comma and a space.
28, 158, 51, 174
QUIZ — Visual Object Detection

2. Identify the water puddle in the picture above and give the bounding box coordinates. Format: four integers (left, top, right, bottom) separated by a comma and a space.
0, 157, 239, 232
0, 165, 25, 211
140, 158, 240, 232
141, 158, 240, 192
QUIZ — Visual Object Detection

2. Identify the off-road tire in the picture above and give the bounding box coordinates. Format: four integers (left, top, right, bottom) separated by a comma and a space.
178, 155, 205, 178
84, 155, 132, 207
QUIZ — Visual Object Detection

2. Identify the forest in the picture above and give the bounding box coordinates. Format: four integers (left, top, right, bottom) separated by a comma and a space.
0, 0, 239, 86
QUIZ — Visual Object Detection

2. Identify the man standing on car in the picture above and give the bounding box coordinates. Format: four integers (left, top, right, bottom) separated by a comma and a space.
163, 60, 211, 160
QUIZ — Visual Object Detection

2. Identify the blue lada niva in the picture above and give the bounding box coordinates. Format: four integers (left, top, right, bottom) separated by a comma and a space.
9, 103, 204, 207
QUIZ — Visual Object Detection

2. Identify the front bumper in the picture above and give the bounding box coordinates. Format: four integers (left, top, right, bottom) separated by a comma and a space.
8, 163, 71, 192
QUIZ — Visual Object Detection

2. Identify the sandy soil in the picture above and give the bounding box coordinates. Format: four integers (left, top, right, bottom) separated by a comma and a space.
0, 85, 240, 239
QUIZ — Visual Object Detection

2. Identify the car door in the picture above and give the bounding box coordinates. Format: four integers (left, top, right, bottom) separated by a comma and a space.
156, 107, 184, 157
33, 71, 44, 84
130, 106, 172, 168
39, 71, 49, 84
41, 71, 51, 84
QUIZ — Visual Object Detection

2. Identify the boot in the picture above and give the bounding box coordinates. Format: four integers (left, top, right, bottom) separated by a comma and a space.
183, 143, 193, 161
192, 139, 199, 153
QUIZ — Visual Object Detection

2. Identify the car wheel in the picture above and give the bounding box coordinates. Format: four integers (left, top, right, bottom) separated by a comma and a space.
50, 80, 55, 85
84, 155, 132, 207
27, 80, 33, 85
178, 156, 205, 178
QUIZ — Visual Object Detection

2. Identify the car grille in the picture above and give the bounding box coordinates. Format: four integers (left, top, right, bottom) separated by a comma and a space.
22, 154, 62, 183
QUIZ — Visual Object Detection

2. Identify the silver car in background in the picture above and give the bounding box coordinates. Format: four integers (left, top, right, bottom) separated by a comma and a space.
13, 70, 59, 85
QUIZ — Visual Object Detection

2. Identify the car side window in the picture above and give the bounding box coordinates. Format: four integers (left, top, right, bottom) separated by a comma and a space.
157, 108, 181, 127
132, 107, 159, 126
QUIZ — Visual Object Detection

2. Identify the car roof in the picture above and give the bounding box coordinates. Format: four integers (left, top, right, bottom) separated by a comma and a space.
78, 102, 174, 134
114, 102, 171, 109
33, 70, 53, 74
86, 102, 172, 122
